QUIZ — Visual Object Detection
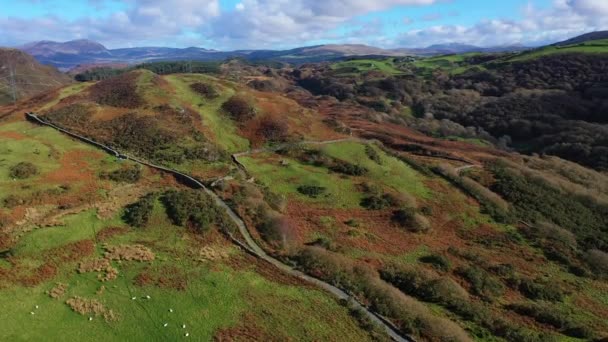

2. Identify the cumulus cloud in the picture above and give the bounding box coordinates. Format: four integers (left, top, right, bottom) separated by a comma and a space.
208, 0, 440, 48
397, 0, 608, 47
0, 0, 221, 47
0, 0, 607, 49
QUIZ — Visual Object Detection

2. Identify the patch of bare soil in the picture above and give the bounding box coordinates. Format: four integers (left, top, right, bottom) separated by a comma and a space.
103, 244, 155, 262
66, 296, 118, 321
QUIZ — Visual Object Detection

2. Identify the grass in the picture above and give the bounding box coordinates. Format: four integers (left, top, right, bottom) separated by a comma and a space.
14, 210, 120, 255
0, 189, 373, 341
412, 53, 482, 76
39, 82, 93, 111
507, 39, 608, 62
331, 58, 406, 76
240, 141, 429, 208
164, 74, 250, 153
321, 142, 430, 198
0, 121, 122, 203
444, 136, 492, 147
240, 152, 361, 207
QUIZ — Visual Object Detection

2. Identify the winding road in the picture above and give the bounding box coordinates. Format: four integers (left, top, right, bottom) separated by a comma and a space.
25, 113, 410, 342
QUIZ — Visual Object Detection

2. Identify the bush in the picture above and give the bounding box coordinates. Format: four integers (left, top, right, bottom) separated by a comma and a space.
434, 164, 511, 223
507, 302, 593, 338
491, 165, 608, 251
89, 72, 143, 108
297, 185, 326, 198
101, 165, 141, 183
380, 264, 469, 304
392, 209, 430, 233
9, 162, 38, 179
360, 194, 398, 210
162, 190, 221, 233
123, 193, 157, 227
331, 161, 368, 176
456, 266, 504, 301
517, 278, 564, 302
189, 82, 218, 98
585, 249, 608, 278
222, 95, 256, 122
295, 247, 472, 341
365, 145, 382, 164
256, 214, 295, 247
419, 254, 451, 272
257, 116, 289, 142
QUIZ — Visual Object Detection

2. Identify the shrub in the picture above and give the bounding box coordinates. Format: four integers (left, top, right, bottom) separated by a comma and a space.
434, 164, 511, 223
9, 162, 38, 179
585, 249, 608, 278
295, 247, 472, 341
89, 72, 143, 108
297, 185, 326, 198
419, 254, 451, 272
456, 266, 504, 301
507, 302, 593, 338
392, 209, 431, 233
380, 264, 469, 304
189, 82, 218, 98
123, 193, 157, 227
256, 214, 295, 247
360, 194, 398, 210
222, 95, 256, 122
491, 164, 608, 251
161, 190, 221, 233
517, 278, 564, 302
365, 145, 382, 164
101, 165, 141, 183
331, 161, 368, 176
257, 116, 289, 142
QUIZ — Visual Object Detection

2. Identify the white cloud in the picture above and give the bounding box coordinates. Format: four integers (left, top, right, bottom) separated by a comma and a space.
397, 0, 608, 47
0, 0, 607, 50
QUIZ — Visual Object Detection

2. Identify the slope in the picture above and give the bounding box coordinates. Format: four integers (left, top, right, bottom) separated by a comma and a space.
0, 49, 72, 105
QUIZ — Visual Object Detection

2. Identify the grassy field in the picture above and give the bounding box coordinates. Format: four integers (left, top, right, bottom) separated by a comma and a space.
331, 58, 406, 76
239, 141, 429, 208
412, 53, 482, 76
0, 119, 375, 341
0, 200, 373, 341
164, 74, 250, 153
39, 82, 93, 111
507, 39, 608, 62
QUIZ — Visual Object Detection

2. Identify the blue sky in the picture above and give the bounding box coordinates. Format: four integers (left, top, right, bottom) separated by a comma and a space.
0, 0, 606, 49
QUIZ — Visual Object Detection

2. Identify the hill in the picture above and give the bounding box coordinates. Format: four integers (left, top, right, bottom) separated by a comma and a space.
11, 40, 527, 71
1, 60, 607, 341
21, 39, 111, 57
0, 48, 72, 105
553, 30, 608, 46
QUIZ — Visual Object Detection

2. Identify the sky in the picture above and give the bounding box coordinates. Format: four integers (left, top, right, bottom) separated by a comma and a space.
1, 0, 607, 50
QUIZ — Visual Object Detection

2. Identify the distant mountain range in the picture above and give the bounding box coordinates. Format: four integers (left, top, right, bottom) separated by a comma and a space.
8, 31, 608, 71
16, 39, 530, 70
